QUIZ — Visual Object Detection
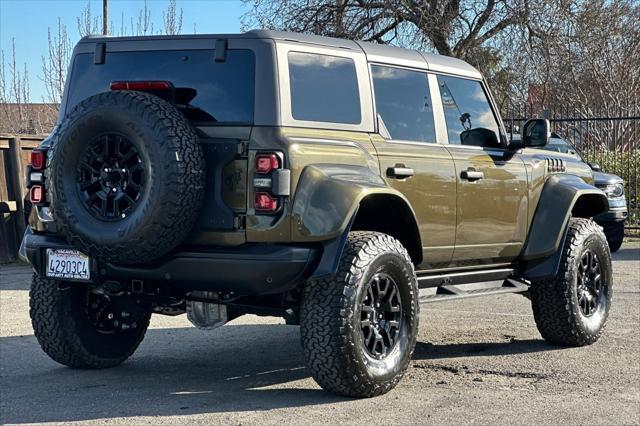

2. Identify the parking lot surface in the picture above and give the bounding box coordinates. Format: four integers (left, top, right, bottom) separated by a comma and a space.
1, 242, 639, 425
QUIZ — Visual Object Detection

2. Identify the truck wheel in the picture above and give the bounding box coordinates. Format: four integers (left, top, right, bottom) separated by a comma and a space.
604, 221, 624, 253
47, 90, 205, 265
300, 231, 419, 397
29, 274, 151, 368
530, 218, 613, 346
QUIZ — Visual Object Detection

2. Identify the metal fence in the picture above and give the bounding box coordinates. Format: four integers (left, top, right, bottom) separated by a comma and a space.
502, 105, 639, 234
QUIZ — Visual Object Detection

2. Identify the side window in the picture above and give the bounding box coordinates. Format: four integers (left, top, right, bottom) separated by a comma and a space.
371, 65, 436, 143
436, 75, 501, 147
288, 52, 361, 124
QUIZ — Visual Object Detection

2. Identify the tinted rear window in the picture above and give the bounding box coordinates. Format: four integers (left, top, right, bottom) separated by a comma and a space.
66, 49, 255, 124
288, 52, 361, 124
371, 65, 436, 143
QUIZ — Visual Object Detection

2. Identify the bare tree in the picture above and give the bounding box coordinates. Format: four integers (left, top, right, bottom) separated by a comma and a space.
77, 1, 102, 37
41, 18, 73, 104
242, 0, 528, 59
163, 0, 184, 35
519, 0, 640, 150
136, 0, 152, 35
0, 39, 42, 133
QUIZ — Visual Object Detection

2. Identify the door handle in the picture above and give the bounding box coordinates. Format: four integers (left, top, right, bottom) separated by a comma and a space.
461, 168, 484, 181
387, 166, 414, 179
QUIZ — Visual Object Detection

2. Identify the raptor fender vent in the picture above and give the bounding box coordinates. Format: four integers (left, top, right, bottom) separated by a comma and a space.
545, 157, 566, 173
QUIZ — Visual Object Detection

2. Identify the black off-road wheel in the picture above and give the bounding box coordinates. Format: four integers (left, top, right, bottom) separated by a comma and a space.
47, 90, 205, 265
300, 231, 419, 398
530, 218, 613, 346
29, 274, 151, 368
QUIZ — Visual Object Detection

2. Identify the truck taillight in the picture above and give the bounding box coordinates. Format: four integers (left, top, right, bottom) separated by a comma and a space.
30, 150, 46, 170
30, 185, 44, 203
255, 192, 278, 212
110, 80, 173, 91
253, 152, 286, 214
255, 154, 280, 174
27, 149, 48, 204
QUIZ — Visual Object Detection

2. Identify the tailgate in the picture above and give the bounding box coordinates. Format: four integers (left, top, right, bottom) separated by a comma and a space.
185, 137, 248, 246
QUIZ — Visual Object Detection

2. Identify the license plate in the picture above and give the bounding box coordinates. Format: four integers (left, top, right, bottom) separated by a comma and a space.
46, 249, 90, 280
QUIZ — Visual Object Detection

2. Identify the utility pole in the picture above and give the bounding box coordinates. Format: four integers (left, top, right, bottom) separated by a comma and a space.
102, 0, 109, 35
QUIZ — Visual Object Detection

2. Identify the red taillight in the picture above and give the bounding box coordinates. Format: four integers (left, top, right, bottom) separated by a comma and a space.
30, 185, 44, 203
30, 150, 46, 170
255, 192, 278, 212
255, 154, 280, 174
110, 81, 173, 91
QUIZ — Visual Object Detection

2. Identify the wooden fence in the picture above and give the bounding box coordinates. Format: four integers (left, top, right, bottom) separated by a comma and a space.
0, 134, 46, 262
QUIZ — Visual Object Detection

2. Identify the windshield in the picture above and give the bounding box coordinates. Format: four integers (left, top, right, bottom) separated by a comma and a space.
65, 49, 255, 125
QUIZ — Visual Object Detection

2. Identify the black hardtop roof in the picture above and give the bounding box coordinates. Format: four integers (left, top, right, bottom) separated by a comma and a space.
80, 29, 481, 78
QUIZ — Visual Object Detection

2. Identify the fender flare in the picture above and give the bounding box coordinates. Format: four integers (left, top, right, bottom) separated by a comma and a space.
291, 164, 420, 279
521, 174, 608, 280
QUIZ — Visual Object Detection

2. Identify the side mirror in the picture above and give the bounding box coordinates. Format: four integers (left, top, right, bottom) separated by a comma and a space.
521, 118, 550, 148
459, 128, 501, 148
589, 162, 601, 172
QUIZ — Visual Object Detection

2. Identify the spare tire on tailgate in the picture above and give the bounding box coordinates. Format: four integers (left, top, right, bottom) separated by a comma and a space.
47, 91, 205, 265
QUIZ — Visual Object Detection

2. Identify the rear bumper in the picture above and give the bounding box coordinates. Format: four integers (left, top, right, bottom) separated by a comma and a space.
23, 232, 319, 295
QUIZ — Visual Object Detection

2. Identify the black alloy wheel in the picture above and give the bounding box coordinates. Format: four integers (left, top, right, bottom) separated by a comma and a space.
576, 249, 607, 317
360, 273, 402, 359
77, 133, 145, 221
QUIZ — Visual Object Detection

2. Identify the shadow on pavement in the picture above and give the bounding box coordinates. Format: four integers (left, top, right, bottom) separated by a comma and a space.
1, 319, 570, 424
413, 338, 562, 360
0, 324, 350, 424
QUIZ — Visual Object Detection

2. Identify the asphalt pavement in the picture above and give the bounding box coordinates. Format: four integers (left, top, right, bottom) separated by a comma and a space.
1, 241, 639, 425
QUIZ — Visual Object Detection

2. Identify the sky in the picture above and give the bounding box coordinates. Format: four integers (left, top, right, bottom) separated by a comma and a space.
0, 0, 248, 102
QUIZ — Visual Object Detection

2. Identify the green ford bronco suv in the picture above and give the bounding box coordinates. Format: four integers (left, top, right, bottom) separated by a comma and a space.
22, 30, 612, 397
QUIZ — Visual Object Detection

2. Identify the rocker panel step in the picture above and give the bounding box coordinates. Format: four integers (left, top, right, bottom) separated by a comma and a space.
419, 279, 529, 304
416, 268, 514, 289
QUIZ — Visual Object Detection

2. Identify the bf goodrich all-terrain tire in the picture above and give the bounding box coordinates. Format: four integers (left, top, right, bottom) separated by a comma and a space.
30, 275, 151, 368
300, 231, 419, 397
47, 90, 205, 264
530, 218, 613, 346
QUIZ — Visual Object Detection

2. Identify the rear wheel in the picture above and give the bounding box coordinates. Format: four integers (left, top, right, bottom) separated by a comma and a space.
30, 274, 151, 368
530, 218, 613, 346
300, 231, 419, 397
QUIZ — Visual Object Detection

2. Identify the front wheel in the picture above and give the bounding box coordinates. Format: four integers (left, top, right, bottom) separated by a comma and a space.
300, 231, 419, 397
30, 275, 151, 368
530, 218, 613, 346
